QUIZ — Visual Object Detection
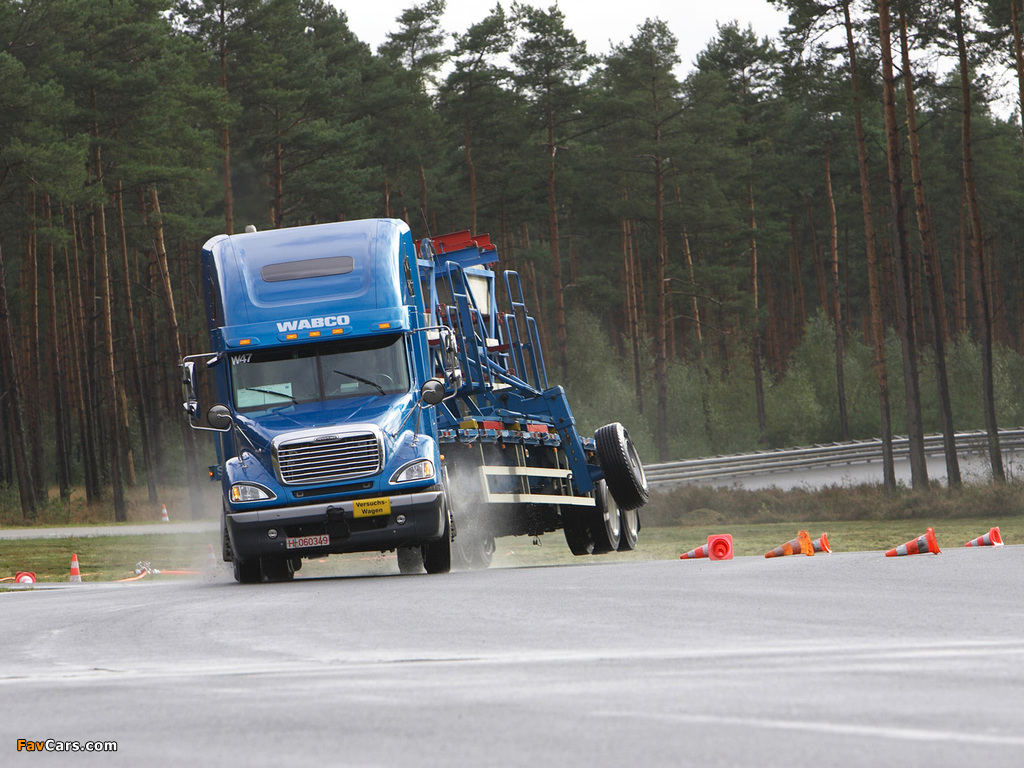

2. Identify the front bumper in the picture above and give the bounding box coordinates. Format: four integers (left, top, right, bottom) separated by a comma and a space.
225, 489, 445, 562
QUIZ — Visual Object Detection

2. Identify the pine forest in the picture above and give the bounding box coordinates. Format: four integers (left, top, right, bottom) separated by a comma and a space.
5, 0, 1024, 520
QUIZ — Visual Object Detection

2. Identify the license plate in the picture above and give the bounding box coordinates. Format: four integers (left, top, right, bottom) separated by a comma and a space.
353, 497, 391, 518
286, 534, 330, 549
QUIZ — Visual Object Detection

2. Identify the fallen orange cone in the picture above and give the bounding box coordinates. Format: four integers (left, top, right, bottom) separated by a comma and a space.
812, 532, 831, 554
965, 527, 1002, 548
708, 534, 733, 561
69, 553, 82, 583
885, 527, 940, 557
765, 530, 814, 558
680, 543, 709, 560
15, 571, 36, 584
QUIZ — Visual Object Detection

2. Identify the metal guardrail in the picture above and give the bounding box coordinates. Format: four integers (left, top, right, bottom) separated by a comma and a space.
645, 428, 1024, 486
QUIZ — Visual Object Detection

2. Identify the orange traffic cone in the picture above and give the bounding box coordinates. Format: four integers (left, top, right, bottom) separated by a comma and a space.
680, 543, 709, 560
812, 532, 831, 554
69, 553, 82, 583
885, 527, 940, 557
965, 527, 1003, 548
206, 544, 217, 570
15, 571, 36, 584
707, 534, 734, 561
765, 530, 814, 558
160, 504, 169, 523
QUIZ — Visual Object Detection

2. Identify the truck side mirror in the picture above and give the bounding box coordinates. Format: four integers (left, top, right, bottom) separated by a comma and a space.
181, 353, 228, 431
182, 361, 200, 425
207, 404, 233, 430
420, 378, 445, 406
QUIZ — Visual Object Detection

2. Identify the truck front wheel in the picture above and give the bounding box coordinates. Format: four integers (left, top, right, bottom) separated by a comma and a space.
422, 506, 453, 574
232, 558, 262, 584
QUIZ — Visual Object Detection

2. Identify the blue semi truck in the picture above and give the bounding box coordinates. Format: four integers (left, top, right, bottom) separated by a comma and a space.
182, 218, 648, 583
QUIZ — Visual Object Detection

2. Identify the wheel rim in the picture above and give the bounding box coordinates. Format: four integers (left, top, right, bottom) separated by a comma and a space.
625, 434, 648, 491
603, 483, 621, 540
621, 506, 638, 540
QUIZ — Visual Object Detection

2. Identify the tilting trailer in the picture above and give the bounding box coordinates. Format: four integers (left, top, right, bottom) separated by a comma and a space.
182, 218, 647, 582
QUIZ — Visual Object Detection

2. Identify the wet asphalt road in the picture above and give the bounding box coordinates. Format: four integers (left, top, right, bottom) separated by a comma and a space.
2, 547, 1022, 767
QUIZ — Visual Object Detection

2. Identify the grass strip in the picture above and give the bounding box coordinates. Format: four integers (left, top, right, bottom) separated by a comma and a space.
1, 517, 1018, 583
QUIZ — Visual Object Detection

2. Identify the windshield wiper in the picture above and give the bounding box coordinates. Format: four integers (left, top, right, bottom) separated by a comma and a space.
333, 369, 386, 396
244, 386, 297, 404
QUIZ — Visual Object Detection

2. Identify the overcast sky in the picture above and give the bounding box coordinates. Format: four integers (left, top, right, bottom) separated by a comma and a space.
330, 0, 790, 73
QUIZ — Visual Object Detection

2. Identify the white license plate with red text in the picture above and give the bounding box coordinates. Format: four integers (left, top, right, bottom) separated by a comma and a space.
286, 534, 329, 550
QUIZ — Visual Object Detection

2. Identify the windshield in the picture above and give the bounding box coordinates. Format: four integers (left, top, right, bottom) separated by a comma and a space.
230, 334, 410, 412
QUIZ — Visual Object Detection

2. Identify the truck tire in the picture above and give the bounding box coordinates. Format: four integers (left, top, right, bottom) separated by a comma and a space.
232, 558, 262, 584
617, 506, 639, 551
260, 558, 296, 582
590, 480, 621, 554
453, 530, 495, 570
562, 507, 594, 555
595, 423, 648, 511
397, 546, 425, 574
422, 503, 452, 574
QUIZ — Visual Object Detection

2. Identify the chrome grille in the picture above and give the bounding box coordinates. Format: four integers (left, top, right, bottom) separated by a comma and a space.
276, 431, 381, 485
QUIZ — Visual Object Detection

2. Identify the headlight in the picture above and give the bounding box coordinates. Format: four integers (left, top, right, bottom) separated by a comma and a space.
230, 483, 276, 502
390, 459, 435, 484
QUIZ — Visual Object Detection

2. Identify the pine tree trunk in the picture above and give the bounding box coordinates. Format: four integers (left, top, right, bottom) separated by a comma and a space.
1012, 0, 1024, 168
622, 211, 642, 414
825, 140, 849, 440
545, 102, 568, 380
66, 206, 100, 501
844, 0, 895, 489
219, 3, 234, 235
749, 185, 767, 444
878, 0, 928, 488
149, 186, 206, 517
116, 180, 158, 505
0, 244, 38, 517
899, 11, 961, 487
955, 0, 1004, 481
43, 197, 72, 499
90, 102, 128, 520
683, 228, 714, 450
654, 148, 669, 461
22, 188, 46, 502
465, 119, 476, 233
789, 216, 806, 345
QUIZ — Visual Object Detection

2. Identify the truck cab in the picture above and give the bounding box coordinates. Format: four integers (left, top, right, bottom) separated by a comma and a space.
183, 218, 648, 583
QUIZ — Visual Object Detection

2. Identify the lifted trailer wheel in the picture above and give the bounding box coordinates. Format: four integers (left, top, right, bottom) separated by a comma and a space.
595, 423, 649, 511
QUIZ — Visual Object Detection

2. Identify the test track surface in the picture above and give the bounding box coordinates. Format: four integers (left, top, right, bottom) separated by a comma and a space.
3, 547, 1022, 767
